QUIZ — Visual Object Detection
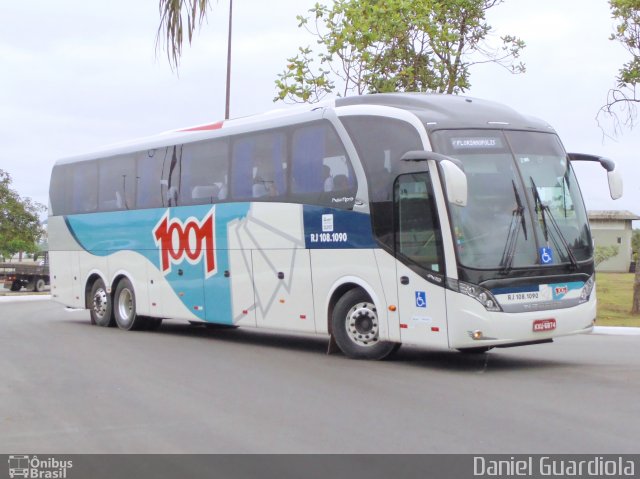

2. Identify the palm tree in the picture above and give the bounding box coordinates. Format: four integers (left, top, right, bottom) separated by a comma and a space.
157, 0, 233, 119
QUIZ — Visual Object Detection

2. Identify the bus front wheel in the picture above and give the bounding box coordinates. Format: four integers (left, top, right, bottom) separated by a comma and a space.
90, 279, 114, 327
332, 288, 398, 360
114, 278, 146, 331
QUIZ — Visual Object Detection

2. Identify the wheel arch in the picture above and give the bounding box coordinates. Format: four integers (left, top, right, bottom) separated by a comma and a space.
84, 272, 107, 309
326, 276, 385, 337
110, 271, 134, 297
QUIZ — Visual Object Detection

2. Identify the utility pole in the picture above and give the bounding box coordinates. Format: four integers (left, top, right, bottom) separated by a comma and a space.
225, 0, 233, 120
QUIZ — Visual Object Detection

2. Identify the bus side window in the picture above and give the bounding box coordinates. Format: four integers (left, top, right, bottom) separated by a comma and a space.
179, 139, 229, 206
98, 155, 136, 212
71, 161, 98, 214
394, 172, 444, 273
49, 164, 70, 215
231, 132, 286, 201
291, 122, 356, 208
136, 149, 165, 209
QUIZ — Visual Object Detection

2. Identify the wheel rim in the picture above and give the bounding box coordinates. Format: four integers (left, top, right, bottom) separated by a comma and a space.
118, 288, 134, 322
93, 288, 108, 319
345, 301, 379, 347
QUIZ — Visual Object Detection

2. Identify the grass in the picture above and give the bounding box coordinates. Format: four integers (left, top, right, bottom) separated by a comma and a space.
596, 273, 640, 327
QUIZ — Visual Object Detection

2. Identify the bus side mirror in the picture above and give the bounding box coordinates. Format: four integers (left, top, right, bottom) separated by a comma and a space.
401, 150, 468, 206
567, 153, 623, 200
440, 160, 467, 207
607, 169, 623, 200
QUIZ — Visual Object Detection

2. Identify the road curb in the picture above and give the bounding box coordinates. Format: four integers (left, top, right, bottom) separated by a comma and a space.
592, 326, 640, 336
0, 294, 52, 303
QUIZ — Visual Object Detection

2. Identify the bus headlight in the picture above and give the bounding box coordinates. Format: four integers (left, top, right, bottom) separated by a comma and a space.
447, 279, 502, 312
580, 275, 595, 302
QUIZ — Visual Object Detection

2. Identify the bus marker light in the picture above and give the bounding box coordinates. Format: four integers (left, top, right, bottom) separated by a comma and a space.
400, 323, 408, 329
300, 315, 306, 320
388, 305, 397, 312
279, 299, 285, 304
472, 330, 483, 340
431, 327, 440, 332
242, 310, 248, 315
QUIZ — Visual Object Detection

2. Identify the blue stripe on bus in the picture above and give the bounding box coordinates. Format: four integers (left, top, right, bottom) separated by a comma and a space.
65, 203, 374, 322
302, 206, 376, 249
65, 203, 251, 322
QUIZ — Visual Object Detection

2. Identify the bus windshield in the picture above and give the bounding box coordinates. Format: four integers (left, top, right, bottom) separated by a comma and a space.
430, 129, 591, 270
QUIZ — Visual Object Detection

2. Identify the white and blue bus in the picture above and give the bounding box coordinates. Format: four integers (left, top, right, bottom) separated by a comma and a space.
48, 93, 622, 359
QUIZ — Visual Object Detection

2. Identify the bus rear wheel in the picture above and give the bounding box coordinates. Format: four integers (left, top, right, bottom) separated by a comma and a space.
90, 278, 114, 327
114, 278, 146, 331
332, 288, 398, 360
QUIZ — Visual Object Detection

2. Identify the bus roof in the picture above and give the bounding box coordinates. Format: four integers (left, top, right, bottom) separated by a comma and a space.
54, 93, 554, 165
335, 93, 555, 133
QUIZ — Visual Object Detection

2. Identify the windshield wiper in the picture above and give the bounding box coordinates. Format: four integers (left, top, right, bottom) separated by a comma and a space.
530, 177, 578, 269
500, 180, 528, 273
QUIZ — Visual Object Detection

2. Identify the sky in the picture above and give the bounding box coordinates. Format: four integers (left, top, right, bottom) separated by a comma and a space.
1, 0, 638, 218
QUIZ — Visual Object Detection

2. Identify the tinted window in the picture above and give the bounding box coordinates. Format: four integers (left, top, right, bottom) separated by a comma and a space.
291, 123, 356, 208
341, 116, 422, 248
341, 116, 422, 202
395, 172, 444, 273
231, 131, 286, 201
71, 161, 98, 214
49, 165, 69, 216
136, 149, 165, 209
98, 155, 136, 211
179, 139, 229, 205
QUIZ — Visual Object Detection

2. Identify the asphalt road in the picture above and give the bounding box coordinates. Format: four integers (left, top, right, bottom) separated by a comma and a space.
1, 298, 639, 454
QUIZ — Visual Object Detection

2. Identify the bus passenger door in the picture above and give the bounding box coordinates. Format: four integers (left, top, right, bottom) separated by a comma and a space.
394, 172, 449, 348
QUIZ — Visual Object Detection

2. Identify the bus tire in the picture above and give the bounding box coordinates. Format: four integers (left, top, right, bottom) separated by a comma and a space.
332, 288, 398, 360
34, 278, 46, 292
114, 278, 145, 331
90, 278, 114, 327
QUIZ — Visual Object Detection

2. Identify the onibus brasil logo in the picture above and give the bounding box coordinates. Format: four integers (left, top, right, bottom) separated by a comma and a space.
153, 207, 217, 278
8, 455, 73, 478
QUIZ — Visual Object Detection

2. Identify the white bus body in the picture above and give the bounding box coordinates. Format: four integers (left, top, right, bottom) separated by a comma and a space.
48, 94, 621, 358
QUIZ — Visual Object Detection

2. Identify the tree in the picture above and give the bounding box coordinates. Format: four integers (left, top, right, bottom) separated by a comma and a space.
633, 228, 640, 314
0, 170, 46, 261
156, 0, 234, 118
156, 0, 211, 70
598, 0, 640, 132
632, 229, 640, 257
594, 245, 620, 267
274, 0, 525, 103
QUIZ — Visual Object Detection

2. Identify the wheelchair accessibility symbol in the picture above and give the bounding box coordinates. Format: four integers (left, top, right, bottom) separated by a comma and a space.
539, 247, 554, 265
415, 291, 427, 308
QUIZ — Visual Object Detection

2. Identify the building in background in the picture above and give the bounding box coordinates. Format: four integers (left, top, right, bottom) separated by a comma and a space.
588, 210, 640, 272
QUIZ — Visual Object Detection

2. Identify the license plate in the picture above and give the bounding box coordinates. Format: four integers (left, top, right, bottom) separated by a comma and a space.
533, 319, 556, 332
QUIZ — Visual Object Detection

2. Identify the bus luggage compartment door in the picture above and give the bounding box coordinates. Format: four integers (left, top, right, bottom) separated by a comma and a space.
251, 249, 315, 332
